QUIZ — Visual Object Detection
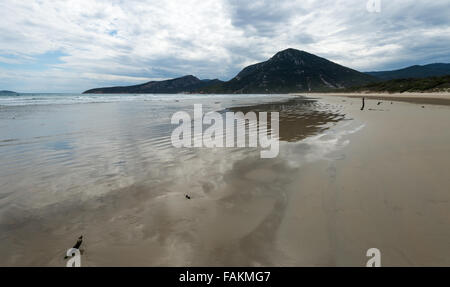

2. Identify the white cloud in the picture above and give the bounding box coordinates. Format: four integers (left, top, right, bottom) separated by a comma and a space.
0, 0, 449, 92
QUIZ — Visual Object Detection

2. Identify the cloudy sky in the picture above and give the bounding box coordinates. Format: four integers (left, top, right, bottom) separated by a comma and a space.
0, 0, 449, 92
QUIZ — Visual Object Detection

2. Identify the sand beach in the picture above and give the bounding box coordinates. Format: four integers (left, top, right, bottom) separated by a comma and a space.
0, 93, 449, 266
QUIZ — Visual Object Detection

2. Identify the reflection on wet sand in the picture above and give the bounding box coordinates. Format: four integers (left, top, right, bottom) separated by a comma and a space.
228, 97, 345, 142
0, 95, 350, 266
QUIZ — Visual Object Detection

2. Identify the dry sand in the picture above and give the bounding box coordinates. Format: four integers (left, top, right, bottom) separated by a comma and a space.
302, 92, 450, 106
277, 95, 450, 266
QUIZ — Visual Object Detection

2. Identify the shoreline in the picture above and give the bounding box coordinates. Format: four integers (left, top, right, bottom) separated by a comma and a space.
295, 92, 450, 106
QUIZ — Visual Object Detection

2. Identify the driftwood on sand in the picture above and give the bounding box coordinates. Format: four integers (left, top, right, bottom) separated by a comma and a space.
64, 235, 83, 259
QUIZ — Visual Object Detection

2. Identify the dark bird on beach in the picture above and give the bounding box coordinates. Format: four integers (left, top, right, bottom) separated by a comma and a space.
64, 236, 83, 259
185, 194, 191, 200
377, 102, 382, 105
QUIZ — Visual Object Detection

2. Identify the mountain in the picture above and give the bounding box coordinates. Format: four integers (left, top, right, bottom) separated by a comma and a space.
201, 48, 376, 93
343, 75, 450, 93
0, 90, 17, 95
366, 63, 450, 81
83, 75, 223, 94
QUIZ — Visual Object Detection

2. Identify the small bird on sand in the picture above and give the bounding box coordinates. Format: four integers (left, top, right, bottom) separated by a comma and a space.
377, 102, 382, 105
185, 194, 191, 200
64, 235, 83, 259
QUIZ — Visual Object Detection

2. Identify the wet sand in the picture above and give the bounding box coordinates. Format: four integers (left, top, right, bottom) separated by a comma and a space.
0, 96, 345, 266
1, 95, 449, 266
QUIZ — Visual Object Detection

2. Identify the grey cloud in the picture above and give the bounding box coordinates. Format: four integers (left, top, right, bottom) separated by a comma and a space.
228, 0, 306, 36
0, 0, 449, 92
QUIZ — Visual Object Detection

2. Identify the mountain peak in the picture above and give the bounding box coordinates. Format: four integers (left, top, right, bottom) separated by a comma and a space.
208, 48, 376, 93
272, 48, 299, 57
268, 49, 325, 67
272, 48, 310, 58
179, 75, 199, 80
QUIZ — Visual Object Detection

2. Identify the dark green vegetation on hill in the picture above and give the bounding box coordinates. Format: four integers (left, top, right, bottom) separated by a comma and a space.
83, 48, 450, 94
201, 48, 376, 93
366, 63, 450, 81
343, 75, 450, 93
83, 75, 222, 94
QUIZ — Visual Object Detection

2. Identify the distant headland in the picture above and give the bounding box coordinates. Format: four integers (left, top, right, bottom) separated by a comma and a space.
0, 90, 18, 95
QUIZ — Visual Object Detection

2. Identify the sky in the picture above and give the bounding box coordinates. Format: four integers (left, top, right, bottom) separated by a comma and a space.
0, 0, 449, 93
